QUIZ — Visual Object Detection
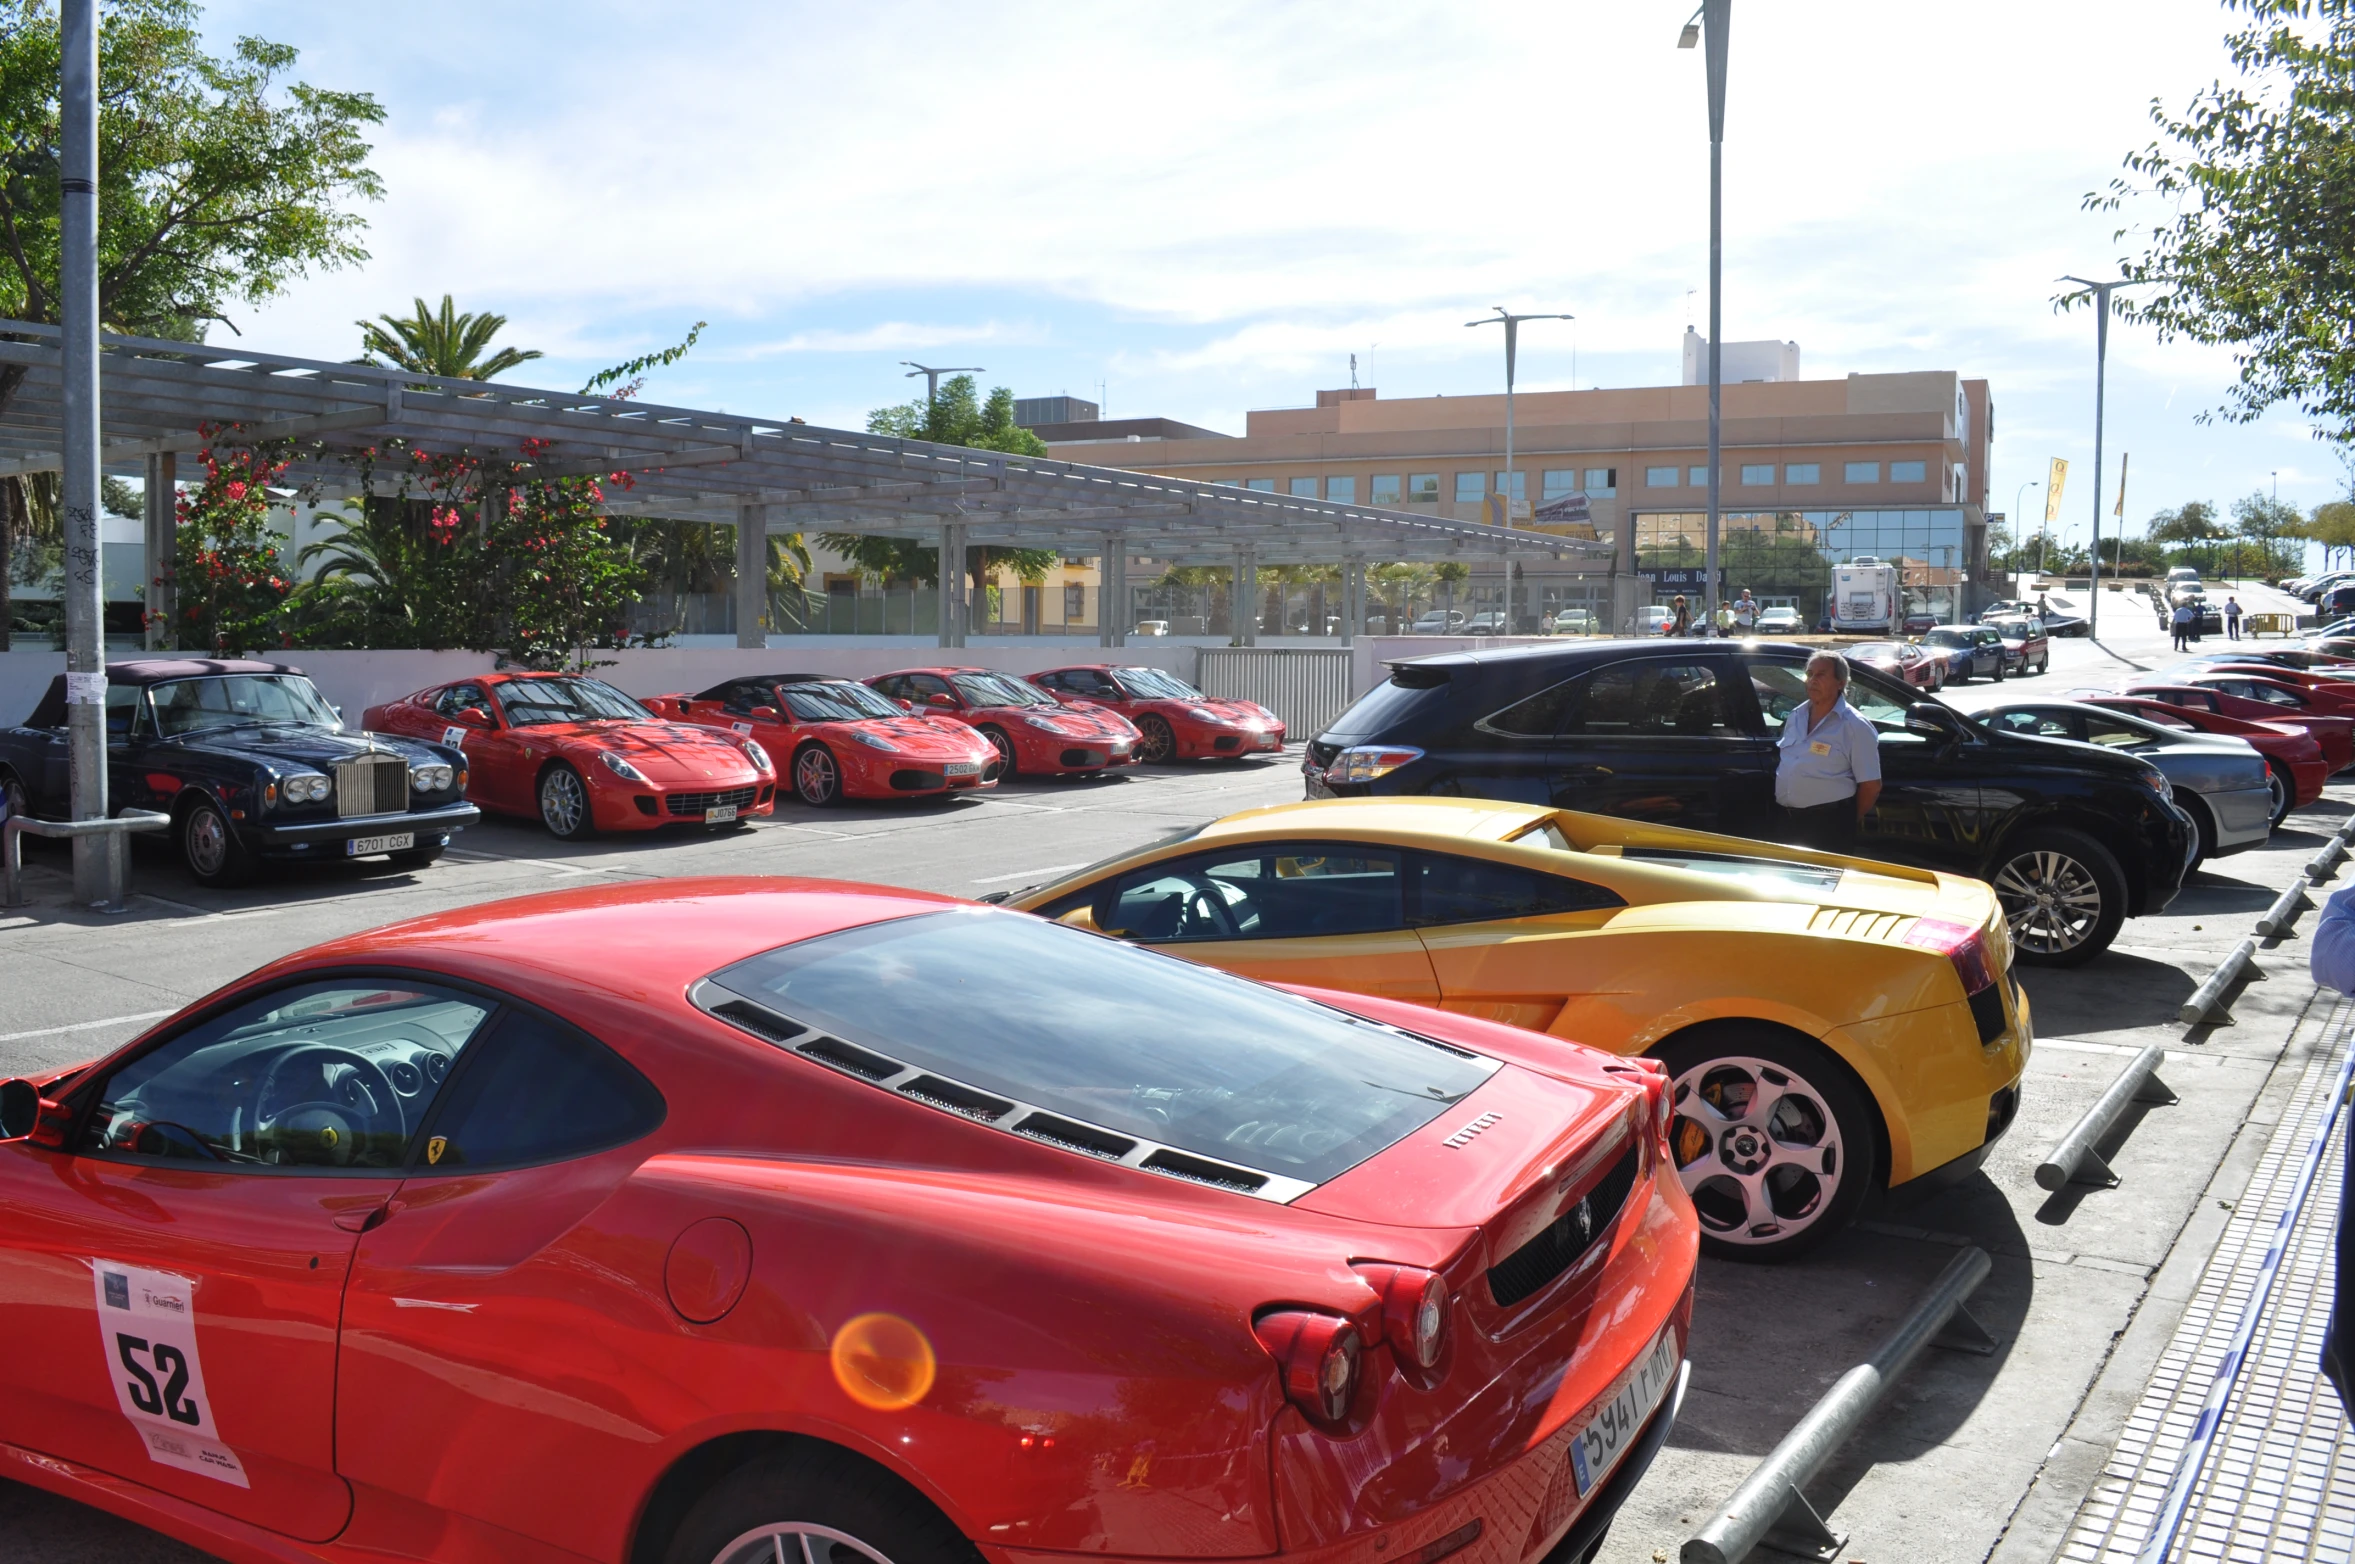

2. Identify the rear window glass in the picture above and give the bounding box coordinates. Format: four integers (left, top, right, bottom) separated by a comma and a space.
1618, 847, 1844, 892
703, 909, 1497, 1186
1321, 671, 1452, 741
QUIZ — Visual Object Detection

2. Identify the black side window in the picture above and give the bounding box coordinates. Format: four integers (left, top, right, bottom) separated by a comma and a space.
1568, 661, 1732, 737
909, 674, 954, 701
872, 675, 906, 700
721, 682, 763, 714
1475, 676, 1578, 739
1091, 844, 1405, 942
1032, 672, 1066, 693
1413, 853, 1623, 925
416, 1009, 664, 1170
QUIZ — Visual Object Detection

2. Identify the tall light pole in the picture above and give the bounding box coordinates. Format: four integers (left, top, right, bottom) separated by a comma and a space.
1680, 0, 1730, 632
2013, 480, 2039, 582
901, 361, 985, 406
60, 0, 106, 901
1465, 307, 1572, 632
2060, 275, 2127, 638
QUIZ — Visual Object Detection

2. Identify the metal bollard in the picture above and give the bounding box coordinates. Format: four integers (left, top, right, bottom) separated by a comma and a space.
2254, 878, 2313, 938
2035, 1045, 2177, 1191
2, 809, 171, 912
2306, 837, 2349, 883
2338, 814, 2355, 845
2178, 936, 2265, 1026
1682, 1247, 1997, 1564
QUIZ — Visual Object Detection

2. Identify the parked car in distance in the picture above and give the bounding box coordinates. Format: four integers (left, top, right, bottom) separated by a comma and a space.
1464, 610, 1508, 634
0, 659, 477, 888
1754, 604, 1804, 634
1133, 619, 1170, 636
1918, 625, 2007, 684
865, 667, 1138, 780
1302, 641, 2197, 965
1553, 607, 1599, 634
1029, 665, 1286, 762
1983, 617, 2052, 676
1411, 608, 1468, 634
1978, 700, 2272, 862
1638, 605, 1675, 635
1846, 639, 1945, 691
2320, 583, 2355, 619
1011, 795, 2030, 1262
2125, 682, 2355, 773
648, 674, 1001, 807
2035, 595, 2091, 636
1899, 610, 1940, 636
0, 880, 1699, 1564
365, 672, 773, 840
2070, 690, 2324, 827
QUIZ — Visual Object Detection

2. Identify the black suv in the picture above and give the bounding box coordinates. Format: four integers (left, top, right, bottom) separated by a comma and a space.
1306, 640, 2195, 966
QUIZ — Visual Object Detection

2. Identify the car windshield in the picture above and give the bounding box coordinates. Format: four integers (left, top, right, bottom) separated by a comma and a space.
1850, 642, 1907, 659
1118, 667, 1204, 700
951, 673, 1053, 707
778, 681, 901, 722
148, 674, 340, 736
1924, 630, 1966, 646
495, 677, 650, 726
704, 909, 1497, 1186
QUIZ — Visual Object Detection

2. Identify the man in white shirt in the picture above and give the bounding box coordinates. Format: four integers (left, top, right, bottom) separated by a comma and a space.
1775, 651, 1883, 852
1733, 588, 1758, 633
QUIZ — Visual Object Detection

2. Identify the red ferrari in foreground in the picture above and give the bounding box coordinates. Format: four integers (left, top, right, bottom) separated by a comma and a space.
366, 672, 775, 838
0, 881, 1695, 1564
866, 666, 1140, 777
648, 675, 999, 806
1029, 664, 1286, 762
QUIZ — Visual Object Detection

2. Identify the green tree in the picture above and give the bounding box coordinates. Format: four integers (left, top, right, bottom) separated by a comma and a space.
2091, 1, 2355, 436
356, 294, 540, 379
2307, 499, 2355, 569
2146, 500, 2221, 544
0, 0, 383, 647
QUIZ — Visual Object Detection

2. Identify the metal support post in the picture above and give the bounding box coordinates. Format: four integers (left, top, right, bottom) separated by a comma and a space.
142, 451, 174, 649
1237, 545, 1258, 647
734, 503, 768, 649
937, 521, 967, 647
1099, 534, 1117, 648
59, 0, 105, 905
1682, 1246, 1995, 1564
5, 809, 171, 912
2035, 1045, 2177, 1191
1341, 558, 1364, 647
1702, 0, 1729, 634
1108, 543, 1127, 647
2179, 935, 2266, 1026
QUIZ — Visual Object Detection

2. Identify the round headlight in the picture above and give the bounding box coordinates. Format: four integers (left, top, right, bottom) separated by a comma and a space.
283, 773, 330, 804
743, 740, 773, 773
411, 764, 453, 793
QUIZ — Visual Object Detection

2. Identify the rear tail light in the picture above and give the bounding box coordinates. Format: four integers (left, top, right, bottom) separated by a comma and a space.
1902, 917, 1998, 995
1253, 1310, 1362, 1424
1352, 1263, 1451, 1371
1610, 1056, 1675, 1149
1326, 745, 1425, 784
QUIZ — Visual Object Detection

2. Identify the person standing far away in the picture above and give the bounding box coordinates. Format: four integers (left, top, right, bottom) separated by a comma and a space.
2171, 599, 2194, 652
1775, 650, 1882, 853
1670, 595, 1692, 637
2225, 594, 2243, 640
1734, 587, 1758, 634
1714, 599, 1735, 637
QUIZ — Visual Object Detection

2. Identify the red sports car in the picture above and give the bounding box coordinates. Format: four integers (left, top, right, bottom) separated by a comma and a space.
648, 675, 999, 807
0, 880, 1698, 1564
1029, 664, 1287, 762
2073, 690, 2328, 826
365, 671, 775, 839
2124, 682, 2355, 773
1843, 640, 1944, 692
866, 667, 1140, 778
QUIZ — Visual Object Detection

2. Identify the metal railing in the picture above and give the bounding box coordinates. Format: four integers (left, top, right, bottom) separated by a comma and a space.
1195, 647, 1354, 739
3, 809, 171, 912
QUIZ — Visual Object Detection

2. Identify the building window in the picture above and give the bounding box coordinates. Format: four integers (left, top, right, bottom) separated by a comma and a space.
1786, 463, 1821, 485
1491, 471, 1526, 501
1740, 463, 1774, 485
1290, 478, 1318, 498
1326, 476, 1357, 503
1064, 583, 1086, 621
1844, 461, 1880, 484
1409, 473, 1440, 502
1583, 468, 1617, 496
1890, 460, 1927, 483
1246, 477, 1275, 492
1455, 472, 1486, 503
1370, 474, 1401, 504
1645, 466, 1679, 487
1542, 469, 1581, 500
1688, 467, 1710, 486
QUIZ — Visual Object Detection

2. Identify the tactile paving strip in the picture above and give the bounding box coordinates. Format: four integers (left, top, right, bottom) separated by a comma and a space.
2057, 995, 2355, 1564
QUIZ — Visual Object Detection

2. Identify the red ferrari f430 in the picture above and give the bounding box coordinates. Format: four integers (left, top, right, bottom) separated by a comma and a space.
648, 675, 1000, 807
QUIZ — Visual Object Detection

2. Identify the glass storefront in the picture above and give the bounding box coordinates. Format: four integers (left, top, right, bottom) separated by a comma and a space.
1634, 509, 1977, 626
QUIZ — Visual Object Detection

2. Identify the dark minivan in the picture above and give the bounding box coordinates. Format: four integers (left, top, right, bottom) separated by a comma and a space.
1306, 640, 2196, 966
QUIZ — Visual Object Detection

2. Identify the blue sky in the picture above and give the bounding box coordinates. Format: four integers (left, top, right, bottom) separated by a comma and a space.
200, 1, 2332, 551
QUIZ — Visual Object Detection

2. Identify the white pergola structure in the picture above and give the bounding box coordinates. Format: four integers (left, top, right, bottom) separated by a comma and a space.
0, 323, 1610, 648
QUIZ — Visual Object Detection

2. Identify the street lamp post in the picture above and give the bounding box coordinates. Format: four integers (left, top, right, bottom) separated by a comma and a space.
1680, 0, 1731, 632
2060, 275, 2127, 639
60, 0, 106, 902
2013, 480, 2039, 583
901, 361, 985, 407
1466, 307, 1572, 633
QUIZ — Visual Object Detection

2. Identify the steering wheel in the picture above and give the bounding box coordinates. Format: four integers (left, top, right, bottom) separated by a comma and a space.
254, 1044, 404, 1167
1177, 875, 1241, 940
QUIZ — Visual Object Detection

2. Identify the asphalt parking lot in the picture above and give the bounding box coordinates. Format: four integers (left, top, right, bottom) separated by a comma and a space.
1, 596, 2340, 1564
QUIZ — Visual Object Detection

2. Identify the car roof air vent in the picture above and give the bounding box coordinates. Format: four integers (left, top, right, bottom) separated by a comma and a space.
708, 999, 807, 1044
898, 1074, 1015, 1121
1141, 1149, 1269, 1193
798, 1035, 901, 1081
1012, 1112, 1137, 1160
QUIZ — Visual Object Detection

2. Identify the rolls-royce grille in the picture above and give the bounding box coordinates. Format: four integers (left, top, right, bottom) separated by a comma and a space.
666, 786, 758, 817
335, 757, 410, 818
1487, 1141, 1639, 1307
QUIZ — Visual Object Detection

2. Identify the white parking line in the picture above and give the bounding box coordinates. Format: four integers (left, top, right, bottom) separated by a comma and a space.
0, 1009, 177, 1044
971, 862, 1088, 885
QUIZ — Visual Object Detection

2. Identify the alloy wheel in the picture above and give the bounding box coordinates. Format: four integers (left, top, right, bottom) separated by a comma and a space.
1993, 849, 2103, 956
709, 1522, 897, 1564
982, 727, 1017, 776
1667, 1054, 1845, 1249
2266, 766, 2291, 829
184, 803, 228, 877
539, 768, 587, 837
0, 773, 26, 823
795, 746, 840, 805
1138, 715, 1175, 764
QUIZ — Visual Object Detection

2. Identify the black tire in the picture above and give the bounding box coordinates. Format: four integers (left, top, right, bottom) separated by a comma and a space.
978, 725, 1018, 779
178, 795, 254, 888
792, 743, 843, 808
1992, 658, 2007, 682
1651, 1026, 1880, 1263
387, 843, 446, 871
662, 1444, 979, 1564
0, 769, 29, 825
1137, 714, 1177, 765
2266, 759, 2294, 830
2036, 655, 2050, 675
537, 763, 595, 840
1990, 827, 2127, 968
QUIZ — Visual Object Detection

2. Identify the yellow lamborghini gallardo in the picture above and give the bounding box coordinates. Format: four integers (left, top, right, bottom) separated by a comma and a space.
1008, 796, 2029, 1261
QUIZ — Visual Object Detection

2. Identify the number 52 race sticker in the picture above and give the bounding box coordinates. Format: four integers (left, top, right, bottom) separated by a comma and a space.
90, 1260, 248, 1487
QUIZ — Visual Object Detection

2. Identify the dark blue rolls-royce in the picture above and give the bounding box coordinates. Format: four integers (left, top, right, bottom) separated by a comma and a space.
0, 658, 480, 887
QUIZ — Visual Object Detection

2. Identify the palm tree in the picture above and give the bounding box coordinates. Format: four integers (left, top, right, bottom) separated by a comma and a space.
355, 295, 543, 380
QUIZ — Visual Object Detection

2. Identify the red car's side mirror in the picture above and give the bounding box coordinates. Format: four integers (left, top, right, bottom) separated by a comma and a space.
896, 699, 915, 713
927, 693, 956, 709
457, 707, 494, 728
750, 706, 779, 720
0, 1079, 69, 1148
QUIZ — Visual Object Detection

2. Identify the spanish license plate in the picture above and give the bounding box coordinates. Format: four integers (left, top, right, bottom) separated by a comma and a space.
944, 761, 980, 777
1567, 1326, 1680, 1499
346, 833, 414, 857
705, 804, 738, 824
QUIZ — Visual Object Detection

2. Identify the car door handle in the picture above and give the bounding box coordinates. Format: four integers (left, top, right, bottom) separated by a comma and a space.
331, 1203, 390, 1234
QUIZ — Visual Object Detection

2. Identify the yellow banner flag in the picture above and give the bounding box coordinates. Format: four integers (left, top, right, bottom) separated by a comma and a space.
2044, 458, 2068, 524
2114, 453, 2128, 518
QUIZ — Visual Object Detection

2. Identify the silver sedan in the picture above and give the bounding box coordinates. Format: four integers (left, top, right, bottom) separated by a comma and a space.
1980, 700, 2275, 865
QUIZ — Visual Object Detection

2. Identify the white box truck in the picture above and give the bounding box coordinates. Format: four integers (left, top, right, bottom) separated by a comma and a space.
1831, 558, 1899, 633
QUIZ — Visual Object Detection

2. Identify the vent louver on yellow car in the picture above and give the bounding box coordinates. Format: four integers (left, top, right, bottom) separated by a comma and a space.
1806, 907, 1915, 942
